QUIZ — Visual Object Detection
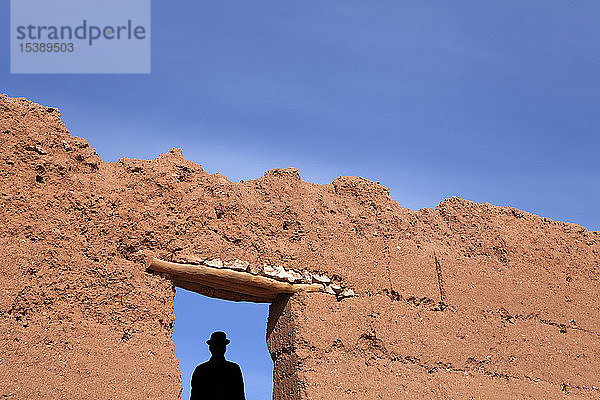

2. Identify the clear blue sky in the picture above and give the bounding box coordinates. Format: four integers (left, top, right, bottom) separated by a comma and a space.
2, 1, 599, 399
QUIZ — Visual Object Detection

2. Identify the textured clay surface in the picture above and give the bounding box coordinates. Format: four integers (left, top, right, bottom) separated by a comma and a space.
1, 94, 599, 399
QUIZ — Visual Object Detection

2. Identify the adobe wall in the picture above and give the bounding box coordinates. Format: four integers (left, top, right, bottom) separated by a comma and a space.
1, 94, 599, 399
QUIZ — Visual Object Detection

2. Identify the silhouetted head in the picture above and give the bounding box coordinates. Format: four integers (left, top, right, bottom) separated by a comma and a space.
207, 331, 230, 358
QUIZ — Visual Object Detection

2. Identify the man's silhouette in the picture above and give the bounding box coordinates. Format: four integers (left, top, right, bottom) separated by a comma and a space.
190, 331, 245, 400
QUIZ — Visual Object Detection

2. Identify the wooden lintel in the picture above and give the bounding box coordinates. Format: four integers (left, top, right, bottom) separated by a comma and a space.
174, 279, 275, 303
175, 276, 277, 299
147, 257, 323, 299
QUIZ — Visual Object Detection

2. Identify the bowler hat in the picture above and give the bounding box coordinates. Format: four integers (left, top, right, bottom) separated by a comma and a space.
206, 331, 230, 345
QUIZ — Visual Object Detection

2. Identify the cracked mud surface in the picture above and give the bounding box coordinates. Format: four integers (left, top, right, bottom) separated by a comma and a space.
1, 94, 599, 399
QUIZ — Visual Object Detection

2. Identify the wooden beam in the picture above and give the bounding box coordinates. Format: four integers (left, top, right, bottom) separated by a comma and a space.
174, 280, 275, 303
173, 277, 277, 299
147, 257, 323, 297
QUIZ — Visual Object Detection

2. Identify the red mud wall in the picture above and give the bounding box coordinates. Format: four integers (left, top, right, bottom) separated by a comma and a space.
1, 94, 599, 399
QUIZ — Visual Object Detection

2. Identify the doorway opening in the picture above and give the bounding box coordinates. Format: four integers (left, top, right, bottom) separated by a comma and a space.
173, 287, 273, 399
147, 256, 323, 399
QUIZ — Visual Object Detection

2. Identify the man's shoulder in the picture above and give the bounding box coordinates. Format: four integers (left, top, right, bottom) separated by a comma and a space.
192, 359, 241, 373
225, 360, 241, 370
193, 360, 212, 373
193, 360, 239, 368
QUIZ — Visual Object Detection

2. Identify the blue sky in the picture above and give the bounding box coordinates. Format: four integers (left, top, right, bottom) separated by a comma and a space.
2, 1, 599, 398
